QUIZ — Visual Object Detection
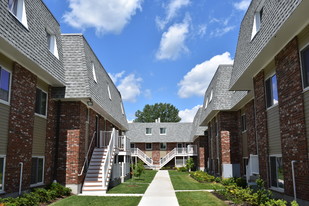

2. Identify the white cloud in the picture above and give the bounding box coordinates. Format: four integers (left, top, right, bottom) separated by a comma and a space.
210, 26, 235, 37
63, 0, 143, 35
234, 0, 251, 11
156, 16, 190, 60
179, 105, 202, 122
197, 24, 207, 37
143, 89, 152, 99
117, 74, 142, 102
178, 52, 233, 98
156, 0, 191, 30
108, 71, 125, 84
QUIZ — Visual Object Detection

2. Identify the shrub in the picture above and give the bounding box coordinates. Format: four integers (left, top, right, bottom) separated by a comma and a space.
131, 160, 145, 179
48, 182, 72, 197
190, 171, 215, 182
186, 158, 194, 172
291, 201, 299, 206
176, 167, 187, 172
33, 188, 52, 203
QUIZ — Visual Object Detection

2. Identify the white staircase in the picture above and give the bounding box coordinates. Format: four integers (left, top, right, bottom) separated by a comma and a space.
131, 148, 154, 168
82, 129, 117, 195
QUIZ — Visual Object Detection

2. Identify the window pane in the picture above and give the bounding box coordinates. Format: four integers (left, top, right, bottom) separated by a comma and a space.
40, 91, 47, 116
8, 0, 18, 15
0, 69, 10, 101
272, 75, 278, 105
31, 158, 37, 184
160, 143, 166, 150
35, 89, 47, 115
160, 128, 166, 134
0, 158, 3, 190
38, 158, 43, 183
270, 157, 277, 187
302, 47, 309, 88
266, 78, 273, 107
277, 157, 284, 189
146, 128, 151, 134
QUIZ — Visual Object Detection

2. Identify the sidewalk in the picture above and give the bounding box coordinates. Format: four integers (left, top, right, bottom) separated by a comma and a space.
138, 170, 179, 206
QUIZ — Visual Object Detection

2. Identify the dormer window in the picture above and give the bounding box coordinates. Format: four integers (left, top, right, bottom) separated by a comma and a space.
46, 31, 59, 59
204, 97, 208, 109
120, 102, 124, 115
107, 84, 112, 100
92, 62, 97, 83
8, 0, 28, 28
146, 128, 152, 135
251, 7, 263, 40
160, 128, 166, 135
209, 89, 213, 102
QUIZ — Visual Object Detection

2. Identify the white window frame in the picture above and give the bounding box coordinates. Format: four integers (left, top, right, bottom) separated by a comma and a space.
204, 97, 208, 109
0, 66, 12, 105
35, 87, 48, 118
0, 156, 6, 193
107, 84, 112, 100
8, 0, 28, 29
300, 44, 309, 90
269, 155, 284, 192
120, 102, 124, 115
46, 30, 59, 59
241, 114, 247, 132
160, 142, 167, 151
30, 156, 45, 187
145, 128, 152, 135
160, 127, 166, 135
145, 143, 152, 151
265, 73, 278, 109
92, 62, 97, 83
209, 89, 213, 102
251, 4, 264, 40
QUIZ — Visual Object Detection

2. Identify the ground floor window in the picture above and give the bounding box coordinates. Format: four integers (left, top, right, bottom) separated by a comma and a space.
0, 157, 5, 191
160, 142, 167, 150
243, 158, 248, 175
145, 143, 152, 150
31, 157, 44, 186
270, 156, 284, 190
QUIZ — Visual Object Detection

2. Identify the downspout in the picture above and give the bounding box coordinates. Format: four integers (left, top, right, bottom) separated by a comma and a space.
53, 100, 61, 181
291, 160, 297, 201
19, 162, 23, 195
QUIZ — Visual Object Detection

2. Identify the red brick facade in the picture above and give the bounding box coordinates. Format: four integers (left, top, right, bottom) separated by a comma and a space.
275, 37, 309, 200
244, 100, 257, 155
193, 136, 206, 170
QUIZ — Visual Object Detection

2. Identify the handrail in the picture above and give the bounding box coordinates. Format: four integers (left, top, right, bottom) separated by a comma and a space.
159, 148, 176, 168
78, 131, 96, 176
102, 128, 116, 188
132, 148, 153, 166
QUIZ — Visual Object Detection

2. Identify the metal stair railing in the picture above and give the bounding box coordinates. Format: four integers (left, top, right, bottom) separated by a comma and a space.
78, 131, 96, 176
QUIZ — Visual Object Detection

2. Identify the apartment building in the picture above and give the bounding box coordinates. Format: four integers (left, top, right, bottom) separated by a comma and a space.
0, 0, 129, 196
198, 0, 309, 204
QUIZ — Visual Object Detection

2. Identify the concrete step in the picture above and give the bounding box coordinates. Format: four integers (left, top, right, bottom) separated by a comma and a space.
83, 182, 103, 186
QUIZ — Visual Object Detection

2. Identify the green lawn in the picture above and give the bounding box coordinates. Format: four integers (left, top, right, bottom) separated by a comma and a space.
51, 196, 141, 206
176, 192, 227, 206
169, 170, 222, 190
108, 170, 157, 194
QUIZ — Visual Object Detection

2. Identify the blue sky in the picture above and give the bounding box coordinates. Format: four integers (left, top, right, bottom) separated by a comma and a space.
43, 0, 251, 122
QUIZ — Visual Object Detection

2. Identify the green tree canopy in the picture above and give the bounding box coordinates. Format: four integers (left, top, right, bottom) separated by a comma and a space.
134, 103, 181, 122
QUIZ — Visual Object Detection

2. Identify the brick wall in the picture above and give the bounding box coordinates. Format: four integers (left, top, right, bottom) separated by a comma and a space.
152, 143, 160, 165
194, 136, 206, 170
167, 143, 176, 152
245, 100, 257, 155
253, 70, 269, 186
275, 37, 309, 200
5, 63, 37, 193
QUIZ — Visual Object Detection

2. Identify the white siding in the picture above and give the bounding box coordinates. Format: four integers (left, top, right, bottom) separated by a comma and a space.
267, 106, 282, 154
0, 104, 10, 154
32, 116, 47, 156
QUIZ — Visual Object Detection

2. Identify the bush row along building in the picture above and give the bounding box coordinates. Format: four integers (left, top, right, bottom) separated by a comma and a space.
196, 0, 309, 204
0, 0, 130, 196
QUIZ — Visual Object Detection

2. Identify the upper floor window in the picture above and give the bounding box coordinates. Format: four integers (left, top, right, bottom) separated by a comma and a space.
46, 31, 59, 59
0, 156, 5, 191
209, 89, 213, 102
146, 128, 152, 135
0, 67, 11, 103
251, 7, 263, 40
107, 84, 112, 100
35, 88, 47, 116
301, 45, 309, 88
160, 128, 166, 135
92, 62, 97, 83
265, 74, 278, 108
241, 114, 246, 132
204, 97, 208, 109
8, 0, 28, 28
120, 102, 124, 115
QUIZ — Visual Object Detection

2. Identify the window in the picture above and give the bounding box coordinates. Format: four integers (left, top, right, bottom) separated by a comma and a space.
0, 157, 5, 191
46, 31, 59, 58
120, 102, 124, 115
8, 0, 28, 28
146, 128, 152, 135
204, 97, 208, 109
209, 90, 213, 102
130, 143, 135, 149
107, 84, 112, 100
251, 7, 263, 39
35, 88, 47, 116
265, 74, 278, 108
0, 67, 11, 103
160, 128, 166, 135
243, 158, 248, 176
145, 143, 152, 150
241, 114, 247, 132
31, 157, 44, 185
270, 156, 284, 190
214, 120, 218, 137
92, 63, 97, 83
301, 45, 309, 88
160, 143, 167, 151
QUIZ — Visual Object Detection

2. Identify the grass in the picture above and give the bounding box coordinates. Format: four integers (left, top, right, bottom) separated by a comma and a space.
107, 169, 157, 194
51, 196, 141, 206
169, 170, 222, 190
176, 192, 227, 206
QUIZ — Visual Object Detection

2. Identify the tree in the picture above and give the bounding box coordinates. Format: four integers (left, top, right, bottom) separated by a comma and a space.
131, 160, 145, 179
134, 103, 181, 122
186, 157, 194, 172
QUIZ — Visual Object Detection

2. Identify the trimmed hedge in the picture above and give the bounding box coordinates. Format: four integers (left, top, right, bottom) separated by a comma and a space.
0, 183, 71, 206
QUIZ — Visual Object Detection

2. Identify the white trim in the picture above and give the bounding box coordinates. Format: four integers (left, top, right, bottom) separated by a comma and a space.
120, 102, 124, 115
159, 127, 167, 135
209, 89, 213, 102
30, 156, 45, 187
0, 155, 6, 192
269, 154, 284, 191
35, 87, 48, 117
265, 74, 279, 108
299, 44, 309, 90
145, 128, 152, 135
0, 66, 12, 105
8, 0, 28, 29
92, 62, 97, 83
107, 84, 111, 100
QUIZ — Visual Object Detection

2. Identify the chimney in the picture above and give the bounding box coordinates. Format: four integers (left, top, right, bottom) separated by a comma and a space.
158, 118, 160, 123
155, 119, 157, 123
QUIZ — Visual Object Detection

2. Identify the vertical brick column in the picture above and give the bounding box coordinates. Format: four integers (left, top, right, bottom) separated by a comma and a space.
245, 100, 257, 155
66, 130, 80, 184
152, 143, 160, 165
220, 131, 231, 164
275, 37, 309, 200
194, 136, 206, 170
253, 70, 269, 186
5, 63, 37, 193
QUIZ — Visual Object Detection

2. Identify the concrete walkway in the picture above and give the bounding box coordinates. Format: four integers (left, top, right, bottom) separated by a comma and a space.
138, 170, 179, 206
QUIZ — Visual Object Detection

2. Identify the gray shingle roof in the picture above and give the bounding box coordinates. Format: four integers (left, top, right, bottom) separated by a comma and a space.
61, 34, 128, 130
127, 122, 193, 143
190, 107, 207, 141
200, 65, 247, 126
